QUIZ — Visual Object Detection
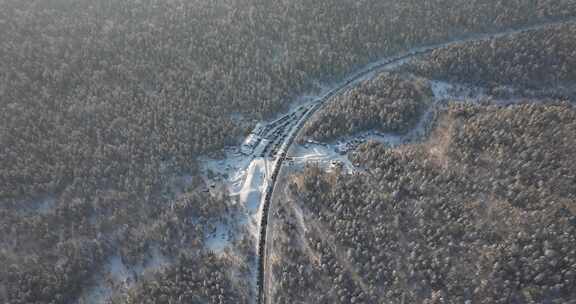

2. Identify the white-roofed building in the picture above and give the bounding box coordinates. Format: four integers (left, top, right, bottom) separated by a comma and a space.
240, 123, 266, 155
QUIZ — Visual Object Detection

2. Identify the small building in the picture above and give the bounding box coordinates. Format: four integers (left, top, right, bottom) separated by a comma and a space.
253, 139, 270, 157
240, 123, 266, 155
252, 123, 265, 137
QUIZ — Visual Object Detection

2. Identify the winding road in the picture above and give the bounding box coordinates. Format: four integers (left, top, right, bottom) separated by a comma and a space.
254, 18, 576, 304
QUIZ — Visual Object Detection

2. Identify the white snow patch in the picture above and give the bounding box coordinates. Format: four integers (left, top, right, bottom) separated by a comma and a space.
205, 221, 233, 252
328, 130, 406, 154
429, 79, 535, 106
33, 197, 56, 214
167, 174, 195, 198
78, 283, 112, 304
200, 150, 254, 196
9, 196, 57, 215
108, 256, 132, 284
290, 144, 356, 174
430, 80, 489, 101
236, 159, 268, 214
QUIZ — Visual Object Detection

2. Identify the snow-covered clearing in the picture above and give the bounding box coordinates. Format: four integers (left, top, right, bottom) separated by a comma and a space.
205, 220, 234, 252
235, 158, 268, 213
200, 149, 254, 197
316, 78, 529, 158
27, 196, 56, 215
429, 79, 537, 106
332, 130, 405, 153
198, 76, 344, 250
430, 80, 489, 101
200, 154, 271, 245
289, 143, 356, 173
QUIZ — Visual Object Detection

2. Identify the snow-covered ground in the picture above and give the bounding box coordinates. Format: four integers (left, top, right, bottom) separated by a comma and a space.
9, 196, 57, 216
289, 144, 356, 173
200, 153, 272, 248
334, 131, 404, 152
196, 74, 346, 301
198, 79, 339, 252
200, 150, 254, 197
79, 247, 170, 304
237, 159, 267, 213
430, 80, 489, 101
429, 79, 536, 106
30, 197, 56, 215
205, 220, 234, 252
299, 80, 495, 159
80, 283, 112, 304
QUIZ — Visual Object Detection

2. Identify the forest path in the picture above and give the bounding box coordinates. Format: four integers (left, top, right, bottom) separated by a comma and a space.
258, 17, 576, 304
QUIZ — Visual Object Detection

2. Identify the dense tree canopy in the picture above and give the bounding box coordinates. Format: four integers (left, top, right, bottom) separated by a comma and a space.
405, 23, 576, 98
302, 73, 431, 142
271, 103, 576, 303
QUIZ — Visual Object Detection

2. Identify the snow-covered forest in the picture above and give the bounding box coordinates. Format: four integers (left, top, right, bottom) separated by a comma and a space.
1, 0, 576, 303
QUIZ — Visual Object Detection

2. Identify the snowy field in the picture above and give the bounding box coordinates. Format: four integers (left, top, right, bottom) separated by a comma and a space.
288, 144, 356, 173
